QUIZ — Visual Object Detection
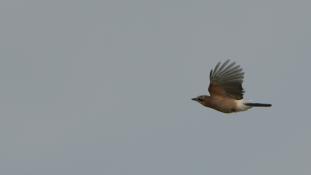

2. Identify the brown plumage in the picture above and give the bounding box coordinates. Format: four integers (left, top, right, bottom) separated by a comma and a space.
192, 60, 271, 113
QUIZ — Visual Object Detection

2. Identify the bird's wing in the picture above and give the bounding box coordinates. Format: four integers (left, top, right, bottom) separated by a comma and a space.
208, 60, 245, 100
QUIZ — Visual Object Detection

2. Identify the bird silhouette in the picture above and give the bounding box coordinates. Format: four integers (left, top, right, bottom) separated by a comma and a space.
192, 60, 271, 113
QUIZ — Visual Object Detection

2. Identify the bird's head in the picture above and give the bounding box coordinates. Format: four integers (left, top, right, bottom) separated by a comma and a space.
192, 95, 210, 105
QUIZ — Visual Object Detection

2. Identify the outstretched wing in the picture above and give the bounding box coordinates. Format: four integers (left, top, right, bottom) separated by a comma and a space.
208, 60, 245, 100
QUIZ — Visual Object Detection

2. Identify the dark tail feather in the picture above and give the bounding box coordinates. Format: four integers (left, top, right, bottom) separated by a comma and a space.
245, 103, 272, 107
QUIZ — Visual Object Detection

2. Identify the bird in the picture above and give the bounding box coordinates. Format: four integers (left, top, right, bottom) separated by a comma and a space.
192, 60, 271, 113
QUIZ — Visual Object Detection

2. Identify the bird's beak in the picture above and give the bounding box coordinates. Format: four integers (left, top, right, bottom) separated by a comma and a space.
192, 98, 198, 101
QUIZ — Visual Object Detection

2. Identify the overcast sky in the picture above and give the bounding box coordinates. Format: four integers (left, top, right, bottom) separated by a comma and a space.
0, 0, 310, 175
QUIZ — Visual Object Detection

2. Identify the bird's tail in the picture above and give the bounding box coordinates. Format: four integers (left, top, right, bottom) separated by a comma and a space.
244, 103, 272, 107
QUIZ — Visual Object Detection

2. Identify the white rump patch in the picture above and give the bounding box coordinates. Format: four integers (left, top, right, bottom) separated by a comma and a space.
235, 99, 252, 111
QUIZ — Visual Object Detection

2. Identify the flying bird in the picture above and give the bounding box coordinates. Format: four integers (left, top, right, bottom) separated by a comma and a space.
192, 60, 271, 113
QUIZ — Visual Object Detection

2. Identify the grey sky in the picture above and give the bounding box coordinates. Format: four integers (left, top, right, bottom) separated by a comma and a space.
0, 0, 310, 174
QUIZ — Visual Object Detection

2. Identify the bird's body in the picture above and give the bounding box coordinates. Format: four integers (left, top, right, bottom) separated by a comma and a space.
192, 60, 271, 113
193, 95, 251, 113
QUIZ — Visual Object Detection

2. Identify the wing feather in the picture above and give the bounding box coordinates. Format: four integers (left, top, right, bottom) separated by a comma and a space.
208, 60, 245, 99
